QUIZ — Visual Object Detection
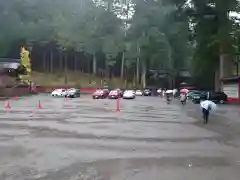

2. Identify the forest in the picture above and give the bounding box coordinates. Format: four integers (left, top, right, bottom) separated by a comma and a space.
0, 0, 240, 89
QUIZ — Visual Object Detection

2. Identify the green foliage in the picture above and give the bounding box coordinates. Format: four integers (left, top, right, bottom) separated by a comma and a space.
1, 0, 239, 88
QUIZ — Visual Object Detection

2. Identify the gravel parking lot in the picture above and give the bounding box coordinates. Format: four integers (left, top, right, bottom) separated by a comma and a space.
0, 94, 239, 180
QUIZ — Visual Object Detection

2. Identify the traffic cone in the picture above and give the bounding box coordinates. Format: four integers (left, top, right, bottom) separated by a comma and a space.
5, 101, 11, 109
37, 100, 42, 109
116, 98, 120, 112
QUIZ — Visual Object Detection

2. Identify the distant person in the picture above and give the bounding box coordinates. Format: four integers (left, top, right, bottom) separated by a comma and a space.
166, 92, 171, 104
173, 88, 178, 98
207, 91, 210, 100
162, 90, 165, 97
157, 88, 162, 96
180, 93, 187, 105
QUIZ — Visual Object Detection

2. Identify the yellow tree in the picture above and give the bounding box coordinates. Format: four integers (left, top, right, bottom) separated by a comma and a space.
20, 46, 31, 84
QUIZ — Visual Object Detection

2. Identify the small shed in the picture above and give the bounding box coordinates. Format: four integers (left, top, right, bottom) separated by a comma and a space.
221, 76, 240, 102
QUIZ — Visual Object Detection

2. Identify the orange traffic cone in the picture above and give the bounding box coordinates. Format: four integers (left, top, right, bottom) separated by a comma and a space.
116, 98, 120, 112
37, 100, 42, 109
5, 101, 11, 109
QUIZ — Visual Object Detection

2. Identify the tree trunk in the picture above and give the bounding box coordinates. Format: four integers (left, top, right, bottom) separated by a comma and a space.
92, 53, 97, 75
172, 76, 175, 89
136, 45, 140, 85
88, 57, 91, 84
74, 54, 78, 72
120, 0, 129, 79
60, 53, 63, 70
64, 53, 68, 84
105, 66, 109, 79
133, 72, 136, 87
237, 62, 239, 76
215, 67, 221, 91
43, 51, 46, 72
121, 51, 125, 79
50, 50, 53, 72
141, 61, 146, 89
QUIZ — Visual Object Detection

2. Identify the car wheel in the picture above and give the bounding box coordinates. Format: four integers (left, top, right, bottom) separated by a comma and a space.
219, 100, 224, 104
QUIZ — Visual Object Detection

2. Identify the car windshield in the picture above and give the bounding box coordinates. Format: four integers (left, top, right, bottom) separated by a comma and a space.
110, 91, 118, 94
192, 91, 201, 95
68, 88, 75, 91
125, 90, 133, 93
96, 90, 103, 93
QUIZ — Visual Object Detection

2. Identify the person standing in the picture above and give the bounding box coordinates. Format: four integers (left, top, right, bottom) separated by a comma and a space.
173, 88, 178, 98
180, 93, 187, 105
162, 89, 165, 97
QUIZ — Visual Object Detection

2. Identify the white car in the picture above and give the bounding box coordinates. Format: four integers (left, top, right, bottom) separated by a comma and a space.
135, 90, 143, 96
51, 88, 67, 97
123, 90, 136, 99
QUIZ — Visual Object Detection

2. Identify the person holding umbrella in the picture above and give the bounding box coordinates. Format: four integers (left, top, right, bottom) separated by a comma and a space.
200, 99, 217, 124
165, 89, 173, 104
180, 92, 187, 105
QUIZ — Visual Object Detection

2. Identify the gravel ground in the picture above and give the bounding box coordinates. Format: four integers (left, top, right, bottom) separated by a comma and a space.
0, 94, 239, 180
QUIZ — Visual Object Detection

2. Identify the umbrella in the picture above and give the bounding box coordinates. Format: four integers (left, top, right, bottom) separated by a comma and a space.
166, 90, 173, 93
180, 88, 189, 93
200, 100, 217, 111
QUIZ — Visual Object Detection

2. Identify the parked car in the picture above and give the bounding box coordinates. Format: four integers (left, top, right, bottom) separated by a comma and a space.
103, 88, 110, 96
192, 91, 207, 103
123, 90, 136, 99
66, 88, 80, 98
187, 90, 201, 100
192, 91, 228, 104
143, 88, 151, 96
92, 89, 108, 99
108, 90, 120, 99
115, 88, 124, 97
135, 90, 143, 96
51, 88, 67, 97
208, 91, 228, 104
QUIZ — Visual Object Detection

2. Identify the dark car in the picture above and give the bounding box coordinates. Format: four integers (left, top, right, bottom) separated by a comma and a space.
187, 90, 201, 100
92, 89, 109, 99
192, 91, 206, 103
209, 91, 228, 104
143, 88, 151, 96
192, 91, 228, 104
66, 88, 80, 98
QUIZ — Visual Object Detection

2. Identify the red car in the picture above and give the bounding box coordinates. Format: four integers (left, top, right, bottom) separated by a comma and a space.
92, 89, 109, 99
108, 90, 121, 99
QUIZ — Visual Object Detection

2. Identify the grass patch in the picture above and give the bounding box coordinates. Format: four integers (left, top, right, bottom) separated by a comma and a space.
31, 71, 135, 88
